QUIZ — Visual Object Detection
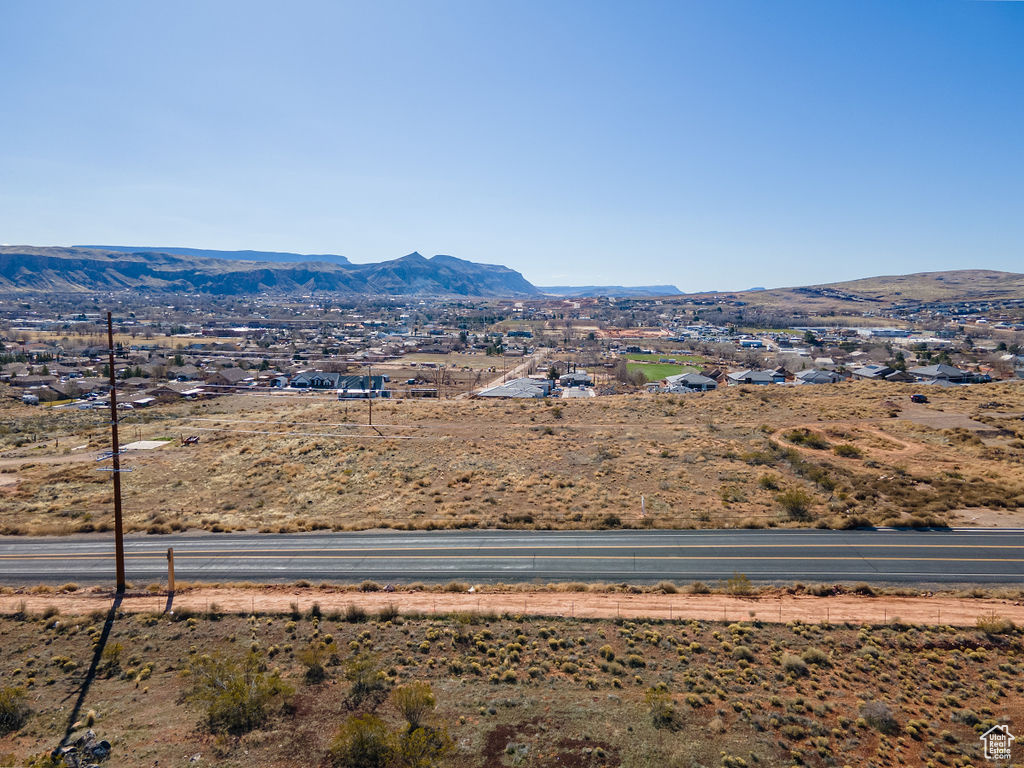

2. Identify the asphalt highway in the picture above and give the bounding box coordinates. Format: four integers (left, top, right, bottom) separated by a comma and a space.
1, 529, 1023, 587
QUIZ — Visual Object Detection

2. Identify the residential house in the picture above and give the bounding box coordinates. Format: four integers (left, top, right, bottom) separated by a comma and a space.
205, 368, 253, 388
290, 372, 389, 392
907, 364, 976, 384
850, 364, 895, 380
725, 369, 786, 386
663, 372, 717, 392
476, 377, 551, 398
558, 370, 593, 388
795, 369, 844, 385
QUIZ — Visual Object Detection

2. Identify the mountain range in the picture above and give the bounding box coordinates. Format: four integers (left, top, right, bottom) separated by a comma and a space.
0, 246, 685, 298
0, 246, 543, 297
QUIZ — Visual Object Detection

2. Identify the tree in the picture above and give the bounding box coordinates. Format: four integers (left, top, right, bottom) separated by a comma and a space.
547, 365, 559, 381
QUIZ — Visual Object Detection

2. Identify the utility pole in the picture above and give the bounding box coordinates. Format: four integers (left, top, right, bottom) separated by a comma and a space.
106, 312, 126, 593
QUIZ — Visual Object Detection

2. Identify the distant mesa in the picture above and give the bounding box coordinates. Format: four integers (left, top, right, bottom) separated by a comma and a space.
75, 245, 353, 266
0, 245, 538, 297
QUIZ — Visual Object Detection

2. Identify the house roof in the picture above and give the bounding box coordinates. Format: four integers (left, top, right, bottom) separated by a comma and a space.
477, 378, 547, 398
664, 373, 716, 387
907, 363, 968, 378
795, 369, 841, 383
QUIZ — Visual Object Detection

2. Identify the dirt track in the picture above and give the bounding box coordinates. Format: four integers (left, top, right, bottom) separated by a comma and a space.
4, 587, 1023, 628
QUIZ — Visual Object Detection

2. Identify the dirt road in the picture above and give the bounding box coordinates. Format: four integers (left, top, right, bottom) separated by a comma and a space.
4, 587, 1022, 628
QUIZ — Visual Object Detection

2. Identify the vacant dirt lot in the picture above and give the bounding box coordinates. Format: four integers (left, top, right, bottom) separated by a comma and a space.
2, 380, 1023, 535
0, 603, 1021, 767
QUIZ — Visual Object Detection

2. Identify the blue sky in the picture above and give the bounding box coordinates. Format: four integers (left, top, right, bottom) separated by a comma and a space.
1, 1, 1021, 291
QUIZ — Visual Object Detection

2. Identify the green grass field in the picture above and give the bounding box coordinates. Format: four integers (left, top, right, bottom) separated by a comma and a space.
624, 353, 707, 364
626, 362, 699, 381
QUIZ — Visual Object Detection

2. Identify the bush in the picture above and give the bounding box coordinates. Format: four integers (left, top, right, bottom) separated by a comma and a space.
645, 688, 676, 729
780, 653, 808, 677
833, 443, 863, 458
330, 713, 451, 768
0, 686, 30, 734
784, 429, 829, 450
298, 641, 330, 683
391, 681, 435, 730
330, 714, 393, 768
860, 700, 898, 734
378, 603, 399, 622
776, 488, 814, 521
344, 604, 368, 623
187, 649, 292, 733
100, 641, 123, 677
732, 645, 754, 662
976, 612, 1015, 635
345, 653, 387, 705
655, 581, 678, 594
758, 474, 780, 490
801, 647, 830, 667
689, 581, 711, 594
725, 572, 753, 596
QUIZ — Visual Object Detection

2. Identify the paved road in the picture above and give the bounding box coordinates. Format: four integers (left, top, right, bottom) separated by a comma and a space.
1, 529, 1023, 587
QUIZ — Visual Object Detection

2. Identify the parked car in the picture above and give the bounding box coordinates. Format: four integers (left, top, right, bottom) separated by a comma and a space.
910, 393, 928, 403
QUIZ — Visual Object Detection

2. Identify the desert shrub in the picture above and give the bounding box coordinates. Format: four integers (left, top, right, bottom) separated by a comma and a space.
732, 645, 754, 662
784, 429, 829, 450
833, 443, 863, 458
598, 645, 615, 661
742, 450, 777, 466
330, 714, 393, 768
298, 641, 330, 683
344, 604, 368, 623
345, 653, 387, 705
598, 514, 622, 529
378, 603, 399, 622
725, 572, 753, 596
359, 581, 381, 592
851, 583, 876, 596
645, 687, 676, 729
0, 686, 30, 734
394, 725, 453, 767
100, 641, 123, 677
391, 681, 435, 731
976, 612, 1015, 635
187, 649, 292, 734
655, 581, 678, 594
689, 581, 711, 594
802, 647, 830, 667
780, 653, 808, 677
758, 474, 780, 490
860, 700, 898, 734
776, 488, 814, 521
835, 516, 873, 530
443, 582, 469, 593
